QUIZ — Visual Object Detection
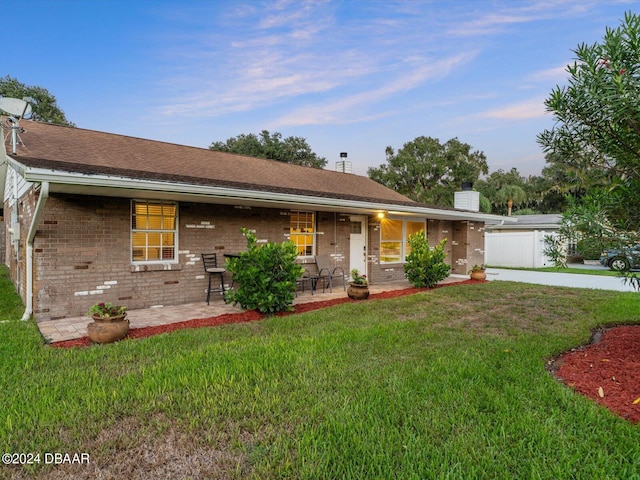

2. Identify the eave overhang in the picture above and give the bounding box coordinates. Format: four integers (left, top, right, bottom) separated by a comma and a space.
9, 157, 516, 223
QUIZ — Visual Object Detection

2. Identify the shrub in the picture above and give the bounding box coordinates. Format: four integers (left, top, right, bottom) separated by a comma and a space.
404, 232, 451, 288
224, 228, 305, 314
576, 237, 613, 260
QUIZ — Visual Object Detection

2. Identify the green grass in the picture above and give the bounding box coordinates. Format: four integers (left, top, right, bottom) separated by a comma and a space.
1, 265, 639, 478
490, 265, 622, 276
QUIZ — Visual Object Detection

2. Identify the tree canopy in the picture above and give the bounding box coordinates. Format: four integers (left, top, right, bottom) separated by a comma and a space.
0, 75, 74, 126
209, 130, 327, 169
367, 136, 488, 207
537, 11, 640, 288
537, 11, 640, 231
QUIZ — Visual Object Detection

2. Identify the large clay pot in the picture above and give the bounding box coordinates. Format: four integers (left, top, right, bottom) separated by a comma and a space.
87, 314, 129, 344
470, 271, 487, 281
347, 283, 370, 300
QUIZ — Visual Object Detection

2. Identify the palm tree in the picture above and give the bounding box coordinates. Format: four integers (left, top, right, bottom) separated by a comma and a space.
496, 185, 527, 216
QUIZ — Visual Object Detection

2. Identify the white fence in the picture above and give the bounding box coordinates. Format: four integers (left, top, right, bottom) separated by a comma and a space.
485, 231, 557, 268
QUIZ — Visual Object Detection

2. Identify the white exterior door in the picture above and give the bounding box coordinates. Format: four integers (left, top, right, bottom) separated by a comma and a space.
349, 215, 367, 276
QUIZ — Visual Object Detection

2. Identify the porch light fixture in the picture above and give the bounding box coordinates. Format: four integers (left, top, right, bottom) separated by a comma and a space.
377, 211, 386, 219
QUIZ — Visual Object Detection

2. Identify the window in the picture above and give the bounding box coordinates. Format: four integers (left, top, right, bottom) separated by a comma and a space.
290, 211, 315, 256
380, 218, 403, 263
380, 218, 426, 263
405, 221, 426, 258
131, 200, 178, 262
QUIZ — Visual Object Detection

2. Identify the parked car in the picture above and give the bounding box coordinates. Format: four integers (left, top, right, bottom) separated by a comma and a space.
599, 245, 640, 271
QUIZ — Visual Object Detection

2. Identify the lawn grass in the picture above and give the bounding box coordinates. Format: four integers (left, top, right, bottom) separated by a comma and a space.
489, 265, 622, 276
1, 266, 640, 478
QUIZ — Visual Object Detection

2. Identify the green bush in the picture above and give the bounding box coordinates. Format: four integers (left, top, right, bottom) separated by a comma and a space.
404, 232, 451, 288
576, 237, 613, 260
224, 228, 305, 314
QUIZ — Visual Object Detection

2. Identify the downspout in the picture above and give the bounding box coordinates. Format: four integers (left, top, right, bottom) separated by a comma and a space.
21, 181, 49, 321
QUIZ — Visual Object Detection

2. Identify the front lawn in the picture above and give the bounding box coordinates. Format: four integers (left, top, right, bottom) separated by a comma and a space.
1, 267, 639, 478
491, 265, 621, 276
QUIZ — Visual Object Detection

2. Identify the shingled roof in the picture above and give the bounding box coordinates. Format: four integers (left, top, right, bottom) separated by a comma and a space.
6, 119, 415, 206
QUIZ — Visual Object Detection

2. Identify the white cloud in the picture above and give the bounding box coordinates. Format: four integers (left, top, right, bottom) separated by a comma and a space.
482, 97, 548, 120
527, 65, 571, 83
273, 52, 477, 127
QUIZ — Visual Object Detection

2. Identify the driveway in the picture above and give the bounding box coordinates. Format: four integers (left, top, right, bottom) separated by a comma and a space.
485, 267, 638, 292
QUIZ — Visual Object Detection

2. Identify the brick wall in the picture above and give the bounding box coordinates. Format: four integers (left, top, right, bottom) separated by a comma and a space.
316, 211, 351, 272
367, 217, 485, 281
29, 195, 297, 321
7, 188, 486, 322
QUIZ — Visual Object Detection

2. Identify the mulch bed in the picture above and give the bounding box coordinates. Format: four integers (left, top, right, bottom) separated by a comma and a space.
50, 279, 482, 349
552, 324, 640, 424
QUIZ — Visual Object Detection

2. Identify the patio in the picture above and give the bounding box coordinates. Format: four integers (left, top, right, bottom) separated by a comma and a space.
38, 276, 468, 344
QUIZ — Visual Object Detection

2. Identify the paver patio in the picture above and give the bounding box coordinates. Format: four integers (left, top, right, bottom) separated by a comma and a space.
38, 277, 468, 344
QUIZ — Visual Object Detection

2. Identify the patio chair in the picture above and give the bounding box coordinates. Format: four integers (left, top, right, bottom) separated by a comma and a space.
201, 253, 226, 305
296, 260, 320, 295
315, 255, 346, 293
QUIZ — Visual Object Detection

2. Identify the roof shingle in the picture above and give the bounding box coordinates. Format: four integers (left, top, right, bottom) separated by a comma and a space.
7, 120, 415, 206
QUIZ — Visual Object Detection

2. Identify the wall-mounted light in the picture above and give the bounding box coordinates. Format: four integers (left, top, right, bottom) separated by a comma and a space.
377, 211, 386, 219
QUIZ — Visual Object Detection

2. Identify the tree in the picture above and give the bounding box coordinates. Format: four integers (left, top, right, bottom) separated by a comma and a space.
0, 75, 74, 126
538, 11, 640, 288
474, 168, 542, 215
537, 11, 640, 231
495, 184, 527, 216
210, 130, 327, 168
367, 136, 488, 206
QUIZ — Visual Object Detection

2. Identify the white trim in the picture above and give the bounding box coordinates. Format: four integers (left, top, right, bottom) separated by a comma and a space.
379, 217, 427, 264
131, 199, 179, 264
22, 181, 49, 321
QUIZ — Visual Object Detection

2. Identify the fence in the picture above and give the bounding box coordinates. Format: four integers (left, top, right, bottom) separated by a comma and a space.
485, 231, 557, 268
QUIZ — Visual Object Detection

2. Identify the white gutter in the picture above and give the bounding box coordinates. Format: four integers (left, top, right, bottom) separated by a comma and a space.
0, 122, 7, 201
11, 161, 516, 223
21, 181, 49, 321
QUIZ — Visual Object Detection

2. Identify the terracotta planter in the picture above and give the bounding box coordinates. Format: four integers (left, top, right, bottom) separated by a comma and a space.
87, 313, 129, 344
470, 271, 486, 281
347, 283, 370, 300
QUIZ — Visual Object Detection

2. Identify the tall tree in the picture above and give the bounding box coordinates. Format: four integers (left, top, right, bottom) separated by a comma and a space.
537, 11, 640, 230
210, 130, 327, 169
538, 11, 640, 288
0, 75, 74, 126
367, 136, 488, 206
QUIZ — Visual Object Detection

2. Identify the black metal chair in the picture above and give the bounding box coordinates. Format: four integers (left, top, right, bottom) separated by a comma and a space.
201, 253, 226, 304
315, 255, 346, 293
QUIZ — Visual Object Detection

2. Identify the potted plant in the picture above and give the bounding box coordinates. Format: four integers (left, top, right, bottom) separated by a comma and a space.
468, 264, 486, 281
86, 302, 129, 344
347, 269, 370, 300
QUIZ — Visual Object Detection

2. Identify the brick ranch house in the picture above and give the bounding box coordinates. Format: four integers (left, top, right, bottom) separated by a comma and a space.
1, 119, 508, 322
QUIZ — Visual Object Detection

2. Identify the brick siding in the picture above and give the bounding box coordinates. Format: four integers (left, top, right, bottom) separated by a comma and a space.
5, 189, 485, 322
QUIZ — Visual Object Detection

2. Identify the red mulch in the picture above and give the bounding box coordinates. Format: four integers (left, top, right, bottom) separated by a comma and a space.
553, 325, 640, 424
49, 280, 481, 349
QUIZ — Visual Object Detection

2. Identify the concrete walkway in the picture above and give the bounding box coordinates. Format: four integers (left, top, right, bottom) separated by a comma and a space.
486, 267, 638, 292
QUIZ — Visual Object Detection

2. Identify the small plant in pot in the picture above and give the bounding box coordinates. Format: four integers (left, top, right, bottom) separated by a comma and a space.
347, 269, 369, 300
87, 302, 129, 344
468, 264, 486, 281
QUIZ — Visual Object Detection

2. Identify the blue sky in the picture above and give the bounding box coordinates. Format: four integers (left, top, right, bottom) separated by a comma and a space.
4, 0, 635, 177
